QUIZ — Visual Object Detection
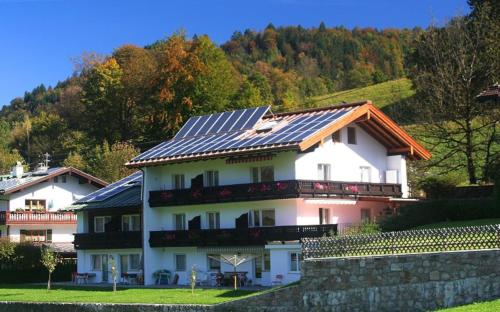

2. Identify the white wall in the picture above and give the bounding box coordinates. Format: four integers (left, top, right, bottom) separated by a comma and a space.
8, 174, 97, 212
266, 243, 302, 285
295, 123, 389, 183
8, 224, 76, 243
77, 248, 142, 283
146, 151, 296, 191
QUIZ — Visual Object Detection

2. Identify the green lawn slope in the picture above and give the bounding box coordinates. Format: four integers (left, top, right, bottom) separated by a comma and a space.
308, 78, 414, 109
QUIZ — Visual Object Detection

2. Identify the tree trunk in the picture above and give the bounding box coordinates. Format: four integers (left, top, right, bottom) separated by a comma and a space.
47, 272, 51, 291
465, 120, 478, 184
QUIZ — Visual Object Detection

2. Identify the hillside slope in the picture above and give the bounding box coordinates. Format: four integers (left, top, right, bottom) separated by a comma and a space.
308, 78, 414, 109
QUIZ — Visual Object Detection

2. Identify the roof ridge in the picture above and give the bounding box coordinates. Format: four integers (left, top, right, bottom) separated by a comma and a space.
265, 100, 371, 118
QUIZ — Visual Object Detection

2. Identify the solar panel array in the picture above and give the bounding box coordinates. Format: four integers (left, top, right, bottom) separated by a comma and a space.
77, 171, 142, 203
131, 106, 354, 163
174, 106, 270, 139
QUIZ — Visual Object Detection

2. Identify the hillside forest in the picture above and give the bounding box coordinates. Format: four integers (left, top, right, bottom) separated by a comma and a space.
0, 0, 498, 191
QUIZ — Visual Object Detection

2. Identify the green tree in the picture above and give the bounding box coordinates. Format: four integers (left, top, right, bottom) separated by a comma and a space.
88, 141, 139, 182
63, 152, 87, 171
40, 247, 59, 291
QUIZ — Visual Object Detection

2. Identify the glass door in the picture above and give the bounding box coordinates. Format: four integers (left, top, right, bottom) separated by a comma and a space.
102, 255, 109, 282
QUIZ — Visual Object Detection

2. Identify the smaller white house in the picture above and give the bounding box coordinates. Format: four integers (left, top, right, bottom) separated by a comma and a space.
0, 163, 107, 254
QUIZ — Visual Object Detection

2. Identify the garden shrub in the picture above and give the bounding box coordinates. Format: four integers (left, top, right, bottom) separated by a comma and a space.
419, 175, 460, 199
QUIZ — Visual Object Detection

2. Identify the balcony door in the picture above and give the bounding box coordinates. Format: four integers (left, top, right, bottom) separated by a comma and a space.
101, 255, 109, 282
319, 208, 330, 225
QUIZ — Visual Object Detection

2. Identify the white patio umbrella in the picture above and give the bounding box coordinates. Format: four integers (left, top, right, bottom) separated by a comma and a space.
208, 254, 258, 290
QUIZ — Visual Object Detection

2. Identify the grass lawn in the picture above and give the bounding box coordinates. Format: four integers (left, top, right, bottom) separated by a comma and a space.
437, 299, 500, 311
414, 219, 500, 230
0, 284, 259, 305
309, 78, 414, 109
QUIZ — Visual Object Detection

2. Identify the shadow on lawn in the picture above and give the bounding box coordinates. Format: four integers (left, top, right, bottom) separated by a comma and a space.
215, 290, 258, 298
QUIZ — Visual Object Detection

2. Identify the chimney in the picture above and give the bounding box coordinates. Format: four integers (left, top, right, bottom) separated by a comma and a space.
12, 162, 24, 179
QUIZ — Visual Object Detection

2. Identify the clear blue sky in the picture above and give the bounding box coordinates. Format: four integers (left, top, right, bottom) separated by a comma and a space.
0, 0, 469, 107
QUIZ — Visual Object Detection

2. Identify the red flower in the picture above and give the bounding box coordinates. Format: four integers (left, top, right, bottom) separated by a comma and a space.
219, 188, 232, 197
276, 182, 289, 190
260, 184, 271, 192
346, 184, 359, 193
191, 189, 202, 198
160, 192, 173, 200
314, 182, 325, 190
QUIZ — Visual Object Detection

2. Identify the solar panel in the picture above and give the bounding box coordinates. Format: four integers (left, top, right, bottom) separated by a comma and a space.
174, 106, 270, 139
77, 171, 142, 203
130, 105, 356, 163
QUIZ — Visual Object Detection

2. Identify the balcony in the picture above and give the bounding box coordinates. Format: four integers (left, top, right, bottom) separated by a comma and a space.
149, 224, 337, 248
149, 180, 402, 207
0, 211, 77, 225
73, 231, 142, 250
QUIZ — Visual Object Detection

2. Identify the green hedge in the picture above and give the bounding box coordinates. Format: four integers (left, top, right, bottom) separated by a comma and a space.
380, 198, 498, 231
0, 261, 75, 284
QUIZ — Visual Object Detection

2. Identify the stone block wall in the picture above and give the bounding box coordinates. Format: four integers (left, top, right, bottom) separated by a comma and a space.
217, 249, 500, 311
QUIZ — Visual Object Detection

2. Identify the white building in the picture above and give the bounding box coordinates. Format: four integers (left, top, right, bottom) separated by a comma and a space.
0, 164, 107, 253
75, 101, 430, 286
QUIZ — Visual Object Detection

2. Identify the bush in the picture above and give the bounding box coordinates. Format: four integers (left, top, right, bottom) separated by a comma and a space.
380, 198, 497, 231
419, 175, 460, 199
342, 222, 380, 236
0, 242, 75, 283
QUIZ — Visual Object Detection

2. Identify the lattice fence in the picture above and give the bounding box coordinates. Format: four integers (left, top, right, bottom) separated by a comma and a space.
302, 225, 500, 259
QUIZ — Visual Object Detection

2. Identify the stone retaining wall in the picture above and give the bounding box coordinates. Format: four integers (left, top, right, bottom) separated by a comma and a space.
218, 249, 500, 311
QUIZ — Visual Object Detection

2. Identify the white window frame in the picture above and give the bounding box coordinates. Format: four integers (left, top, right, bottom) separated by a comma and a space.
175, 254, 187, 272
207, 254, 221, 272
91, 254, 102, 271
128, 254, 141, 271
172, 174, 185, 190
121, 214, 141, 231
94, 216, 111, 233
174, 213, 186, 230
319, 208, 330, 225
204, 170, 219, 187
250, 166, 275, 183
360, 166, 371, 183
206, 212, 220, 229
249, 209, 275, 227
361, 208, 371, 223
289, 252, 302, 273
317, 164, 331, 181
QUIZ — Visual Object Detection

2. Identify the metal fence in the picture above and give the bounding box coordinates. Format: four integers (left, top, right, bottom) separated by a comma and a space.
302, 225, 500, 259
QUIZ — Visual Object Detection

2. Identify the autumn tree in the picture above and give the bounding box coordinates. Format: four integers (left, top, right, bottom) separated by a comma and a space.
40, 247, 59, 291
87, 141, 139, 182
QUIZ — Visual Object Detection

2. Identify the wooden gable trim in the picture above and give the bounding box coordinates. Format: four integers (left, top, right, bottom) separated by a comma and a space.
298, 102, 431, 160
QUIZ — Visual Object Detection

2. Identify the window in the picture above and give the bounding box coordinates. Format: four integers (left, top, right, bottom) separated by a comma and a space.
20, 229, 51, 242
94, 216, 111, 233
91, 255, 102, 271
290, 252, 302, 272
254, 257, 263, 278
361, 208, 371, 223
332, 130, 341, 143
249, 209, 275, 227
53, 176, 58, 183
172, 174, 185, 190
204, 170, 219, 187
175, 254, 186, 271
24, 199, 46, 211
319, 208, 330, 225
317, 164, 331, 181
122, 215, 141, 231
174, 214, 186, 230
207, 212, 220, 229
207, 254, 220, 271
129, 254, 141, 270
120, 255, 128, 274
250, 166, 275, 183
347, 127, 357, 144
360, 166, 371, 182
262, 210, 275, 226
61, 174, 67, 183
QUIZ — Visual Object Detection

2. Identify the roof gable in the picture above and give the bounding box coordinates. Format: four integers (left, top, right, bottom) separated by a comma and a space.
126, 101, 430, 168
0, 167, 108, 195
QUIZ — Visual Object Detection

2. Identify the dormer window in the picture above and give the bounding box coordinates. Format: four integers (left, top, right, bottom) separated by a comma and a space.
332, 130, 341, 143
347, 127, 357, 145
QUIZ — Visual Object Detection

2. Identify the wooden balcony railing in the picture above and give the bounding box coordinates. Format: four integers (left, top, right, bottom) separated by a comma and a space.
149, 224, 338, 248
149, 180, 402, 207
74, 231, 142, 250
0, 211, 77, 225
